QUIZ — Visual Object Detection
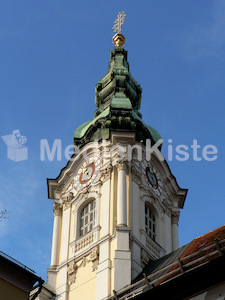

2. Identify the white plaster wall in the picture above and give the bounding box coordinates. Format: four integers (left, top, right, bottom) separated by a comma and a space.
56, 265, 68, 299
101, 179, 111, 237
59, 208, 71, 263
131, 241, 142, 279
164, 213, 172, 254
114, 228, 131, 292
131, 180, 140, 238
96, 240, 111, 300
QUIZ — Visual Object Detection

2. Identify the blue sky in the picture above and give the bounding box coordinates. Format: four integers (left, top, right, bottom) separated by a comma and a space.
0, 0, 224, 281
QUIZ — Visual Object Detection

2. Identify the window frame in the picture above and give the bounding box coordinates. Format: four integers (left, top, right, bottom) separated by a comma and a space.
79, 199, 96, 237
145, 203, 156, 241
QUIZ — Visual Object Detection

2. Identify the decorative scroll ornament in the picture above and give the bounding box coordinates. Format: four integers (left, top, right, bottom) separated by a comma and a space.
112, 11, 126, 47
113, 11, 126, 33
53, 202, 62, 216
90, 246, 99, 271
67, 260, 78, 285
131, 166, 142, 185
171, 211, 180, 225
141, 248, 151, 266
63, 192, 74, 210
68, 246, 100, 285
101, 164, 113, 183
117, 159, 128, 172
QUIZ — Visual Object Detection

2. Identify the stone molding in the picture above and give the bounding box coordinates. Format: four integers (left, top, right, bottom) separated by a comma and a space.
53, 202, 63, 216
141, 248, 151, 266
90, 246, 99, 271
62, 192, 74, 210
171, 211, 180, 225
101, 164, 113, 183
162, 199, 172, 216
140, 193, 164, 216
116, 160, 128, 172
73, 185, 101, 207
67, 260, 78, 285
140, 229, 165, 259
131, 165, 142, 185
67, 246, 99, 285
74, 233, 94, 253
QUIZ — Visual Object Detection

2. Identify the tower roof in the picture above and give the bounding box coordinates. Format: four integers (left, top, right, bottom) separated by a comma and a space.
74, 32, 161, 148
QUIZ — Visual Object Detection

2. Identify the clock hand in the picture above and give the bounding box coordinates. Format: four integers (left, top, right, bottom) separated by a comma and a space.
82, 168, 87, 174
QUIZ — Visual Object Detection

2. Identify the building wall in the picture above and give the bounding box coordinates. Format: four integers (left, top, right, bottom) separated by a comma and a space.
0, 278, 28, 300
46, 139, 183, 299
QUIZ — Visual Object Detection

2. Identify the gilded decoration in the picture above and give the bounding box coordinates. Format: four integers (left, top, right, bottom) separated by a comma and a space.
112, 11, 126, 47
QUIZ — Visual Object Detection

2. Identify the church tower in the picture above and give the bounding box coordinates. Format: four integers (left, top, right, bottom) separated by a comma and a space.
44, 14, 187, 300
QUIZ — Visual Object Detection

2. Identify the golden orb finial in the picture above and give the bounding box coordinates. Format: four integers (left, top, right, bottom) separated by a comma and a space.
112, 11, 126, 47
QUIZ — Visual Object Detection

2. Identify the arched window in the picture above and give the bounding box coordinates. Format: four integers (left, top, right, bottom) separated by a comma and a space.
145, 204, 156, 241
80, 200, 96, 237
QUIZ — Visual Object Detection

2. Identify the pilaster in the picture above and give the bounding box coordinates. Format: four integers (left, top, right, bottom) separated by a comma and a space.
171, 211, 180, 250
51, 202, 62, 267
116, 160, 128, 227
114, 226, 131, 292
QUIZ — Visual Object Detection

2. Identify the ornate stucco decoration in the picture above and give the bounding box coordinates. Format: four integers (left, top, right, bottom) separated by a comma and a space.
171, 211, 180, 225
90, 246, 99, 271
162, 199, 172, 216
68, 246, 99, 285
100, 164, 113, 183
141, 248, 151, 266
74, 234, 94, 253
53, 202, 63, 216
140, 193, 164, 216
67, 260, 78, 285
116, 159, 128, 172
131, 165, 142, 185
63, 191, 74, 210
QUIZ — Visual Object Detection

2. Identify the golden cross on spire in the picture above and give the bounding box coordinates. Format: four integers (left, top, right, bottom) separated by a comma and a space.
112, 11, 126, 33
112, 11, 126, 47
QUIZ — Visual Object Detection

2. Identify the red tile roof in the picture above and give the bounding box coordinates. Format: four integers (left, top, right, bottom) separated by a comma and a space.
159, 225, 225, 285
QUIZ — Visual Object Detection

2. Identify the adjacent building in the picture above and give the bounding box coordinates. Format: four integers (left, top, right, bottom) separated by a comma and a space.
0, 251, 44, 300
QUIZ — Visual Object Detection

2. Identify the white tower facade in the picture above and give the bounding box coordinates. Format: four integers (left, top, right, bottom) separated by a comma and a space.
37, 32, 187, 300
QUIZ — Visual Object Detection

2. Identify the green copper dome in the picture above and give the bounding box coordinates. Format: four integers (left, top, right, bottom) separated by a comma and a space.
74, 44, 162, 149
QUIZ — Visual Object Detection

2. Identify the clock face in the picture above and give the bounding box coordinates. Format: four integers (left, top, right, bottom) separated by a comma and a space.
142, 160, 162, 196
74, 156, 101, 191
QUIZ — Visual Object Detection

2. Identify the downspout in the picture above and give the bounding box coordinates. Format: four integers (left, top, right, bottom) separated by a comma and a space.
31, 278, 44, 300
